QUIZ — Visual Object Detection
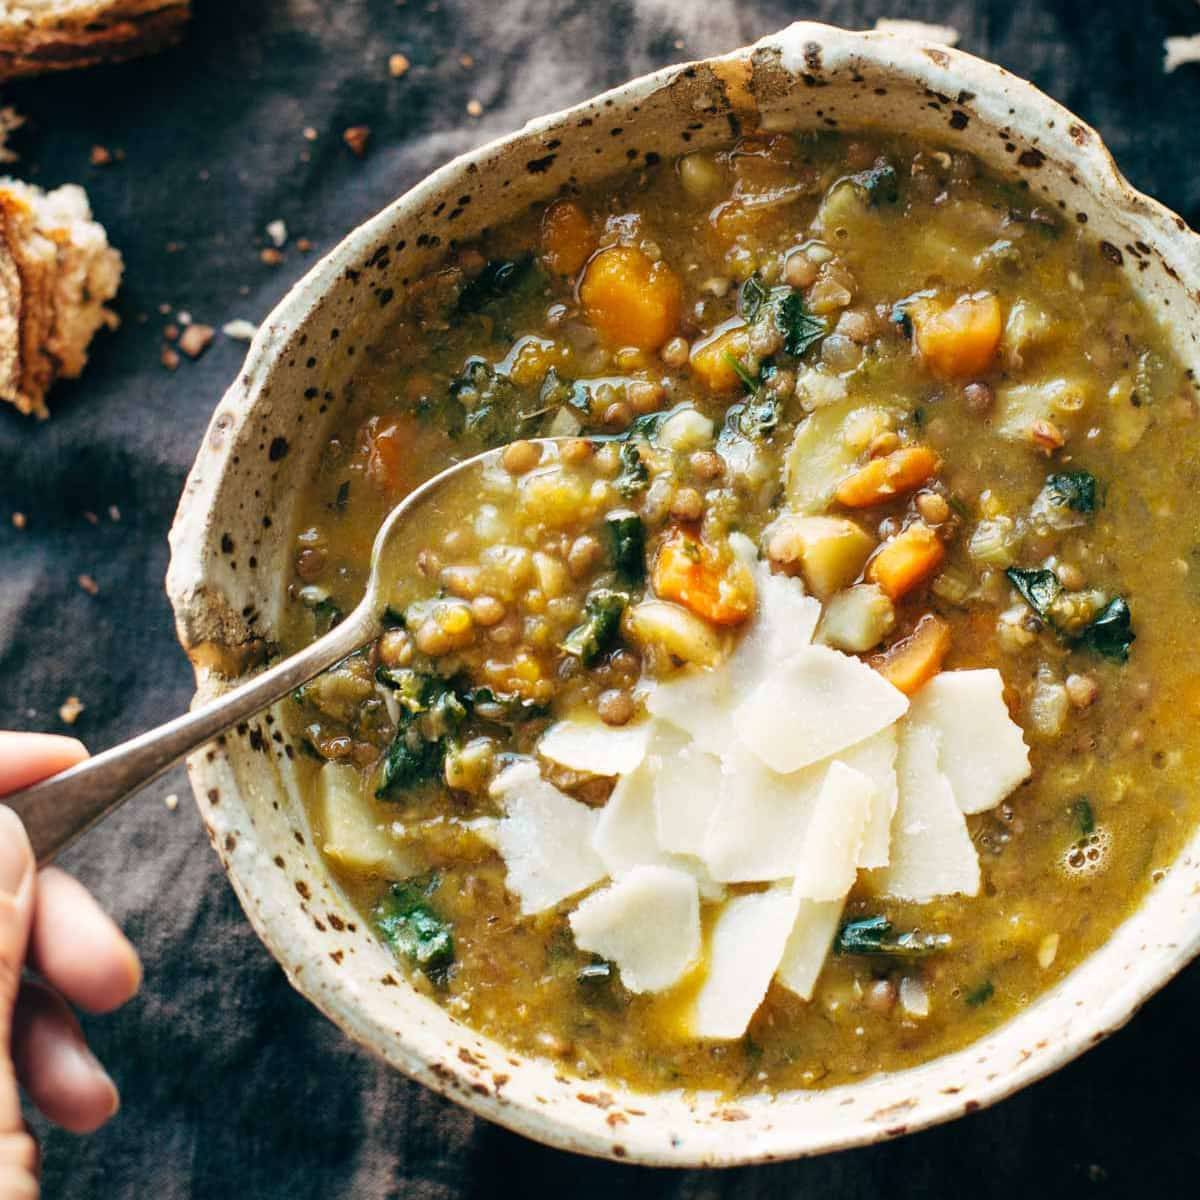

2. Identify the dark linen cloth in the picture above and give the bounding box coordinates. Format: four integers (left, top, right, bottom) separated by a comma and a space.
1, 0, 1199, 1194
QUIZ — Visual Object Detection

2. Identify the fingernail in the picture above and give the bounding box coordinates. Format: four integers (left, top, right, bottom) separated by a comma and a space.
67, 1039, 119, 1118
0, 807, 32, 899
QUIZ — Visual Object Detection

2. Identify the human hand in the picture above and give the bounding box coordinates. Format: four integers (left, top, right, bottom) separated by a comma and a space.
0, 732, 142, 1199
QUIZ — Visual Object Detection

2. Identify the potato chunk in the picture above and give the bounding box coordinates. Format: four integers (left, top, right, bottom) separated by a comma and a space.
766, 514, 875, 599
580, 245, 682, 350
817, 584, 896, 652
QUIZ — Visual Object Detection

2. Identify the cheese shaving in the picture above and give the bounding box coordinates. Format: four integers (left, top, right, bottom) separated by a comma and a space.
792, 761, 874, 901
538, 715, 651, 776
775, 898, 844, 1000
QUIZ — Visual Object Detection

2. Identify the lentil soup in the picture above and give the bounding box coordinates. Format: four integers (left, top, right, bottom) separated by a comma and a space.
279, 132, 1200, 1095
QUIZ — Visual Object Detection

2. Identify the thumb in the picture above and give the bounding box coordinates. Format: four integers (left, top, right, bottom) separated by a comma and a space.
0, 806, 34, 1132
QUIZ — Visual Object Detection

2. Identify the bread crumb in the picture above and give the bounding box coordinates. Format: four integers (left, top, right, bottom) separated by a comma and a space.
466, 98, 483, 118
77, 573, 99, 595
59, 695, 85, 725
222, 318, 257, 341
164, 792, 179, 811
90, 145, 113, 166
161, 346, 180, 370
179, 324, 214, 358
343, 125, 371, 157
389, 52, 410, 77
260, 247, 283, 266
11, 512, 26, 529
266, 219, 288, 248
108, 505, 121, 522
303, 126, 318, 141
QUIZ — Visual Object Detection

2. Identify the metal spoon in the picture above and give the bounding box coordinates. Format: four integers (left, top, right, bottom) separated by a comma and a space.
6, 437, 561, 864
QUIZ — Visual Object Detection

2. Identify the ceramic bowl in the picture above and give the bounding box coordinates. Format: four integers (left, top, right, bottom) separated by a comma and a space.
165, 21, 1200, 1165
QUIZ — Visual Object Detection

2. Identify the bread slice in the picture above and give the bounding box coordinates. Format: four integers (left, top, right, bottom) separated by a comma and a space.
0, 178, 122, 417
0, 1, 189, 80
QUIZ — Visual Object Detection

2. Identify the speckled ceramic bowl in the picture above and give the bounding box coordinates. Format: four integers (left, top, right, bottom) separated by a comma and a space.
165, 22, 1200, 1165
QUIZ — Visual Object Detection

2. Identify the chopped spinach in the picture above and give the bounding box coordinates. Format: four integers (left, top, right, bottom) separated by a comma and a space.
614, 441, 649, 497
834, 914, 950, 957
965, 980, 995, 1007
374, 671, 466, 797
374, 877, 454, 980
606, 509, 646, 584
1005, 567, 1062, 618
376, 729, 444, 794
736, 274, 826, 361
1071, 797, 1095, 836
1045, 470, 1098, 514
777, 290, 826, 357
561, 589, 627, 666
848, 159, 899, 206
1078, 596, 1135, 662
456, 256, 533, 314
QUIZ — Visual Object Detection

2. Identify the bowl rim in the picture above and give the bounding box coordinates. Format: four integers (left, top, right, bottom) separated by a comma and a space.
166, 19, 1200, 1165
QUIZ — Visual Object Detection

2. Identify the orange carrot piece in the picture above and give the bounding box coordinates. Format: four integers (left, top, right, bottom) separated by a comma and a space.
911, 292, 1002, 379
835, 446, 941, 508
866, 522, 945, 601
580, 245, 682, 351
540, 199, 595, 277
872, 613, 952, 695
652, 531, 755, 627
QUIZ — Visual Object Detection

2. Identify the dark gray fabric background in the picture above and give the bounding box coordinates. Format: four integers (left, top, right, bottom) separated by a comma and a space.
1, 0, 1198, 1194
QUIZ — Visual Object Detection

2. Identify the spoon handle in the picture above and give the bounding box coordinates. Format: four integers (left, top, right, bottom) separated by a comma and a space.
5, 609, 376, 865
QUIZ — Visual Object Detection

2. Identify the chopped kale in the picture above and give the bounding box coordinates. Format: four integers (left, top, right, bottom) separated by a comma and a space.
374, 671, 466, 797
848, 159, 899, 206
606, 509, 646, 584
1078, 596, 1135, 662
1045, 470, 1098, 514
1005, 567, 1062, 619
561, 589, 628, 666
376, 729, 443, 794
374, 877, 455, 980
834, 914, 950, 957
777, 290, 826, 357
1071, 797, 1095, 836
965, 980, 995, 1007
614, 441, 649, 497
456, 256, 533, 314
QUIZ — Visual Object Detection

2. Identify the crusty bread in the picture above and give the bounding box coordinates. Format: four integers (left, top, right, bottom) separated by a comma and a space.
0, 178, 122, 417
0, 0, 189, 80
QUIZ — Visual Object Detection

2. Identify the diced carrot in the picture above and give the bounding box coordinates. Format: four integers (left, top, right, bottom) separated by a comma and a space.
540, 199, 595, 277
835, 446, 941, 508
689, 326, 751, 394
871, 613, 952, 695
866, 521, 946, 601
362, 412, 424, 494
652, 530, 755, 627
910, 292, 1002, 379
580, 245, 683, 351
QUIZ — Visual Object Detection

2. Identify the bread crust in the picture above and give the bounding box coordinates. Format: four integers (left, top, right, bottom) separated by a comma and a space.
0, 2, 188, 80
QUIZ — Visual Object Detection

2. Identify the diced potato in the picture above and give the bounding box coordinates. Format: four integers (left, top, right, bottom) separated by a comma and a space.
657, 407, 715, 451
580, 245, 683, 351
817, 584, 896, 652
795, 366, 848, 411
625, 599, 727, 666
784, 402, 883, 514
541, 199, 595, 276
866, 522, 945, 600
1002, 299, 1056, 367
871, 612, 952, 696
766, 514, 875, 599
910, 292, 1002, 379
689, 325, 750, 394
317, 763, 422, 878
834, 446, 940, 508
812, 179, 868, 237
995, 377, 1090, 443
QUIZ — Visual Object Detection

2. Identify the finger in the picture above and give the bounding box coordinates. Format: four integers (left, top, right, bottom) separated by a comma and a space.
11, 982, 118, 1135
0, 807, 35, 1137
0, 1128, 39, 1199
0, 734, 87, 797
28, 870, 141, 1014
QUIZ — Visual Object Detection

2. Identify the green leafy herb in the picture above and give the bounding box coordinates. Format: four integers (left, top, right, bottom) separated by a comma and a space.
1005, 567, 1062, 618
723, 350, 762, 394
848, 159, 899, 206
1078, 596, 1135, 662
614, 441, 649, 497
462, 687, 549, 724
1046, 470, 1098, 514
374, 877, 454, 980
777, 290, 826, 357
606, 509, 646, 584
376, 730, 444, 794
374, 671, 466, 797
456, 256, 533, 313
562, 589, 627, 666
834, 915, 950, 957
965, 980, 995, 1007
738, 274, 770, 322
1071, 797, 1095, 836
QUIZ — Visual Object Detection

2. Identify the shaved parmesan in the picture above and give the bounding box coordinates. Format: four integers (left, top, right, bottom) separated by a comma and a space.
644, 666, 731, 755
792, 761, 874, 901
703, 747, 825, 882
876, 724, 980, 902
839, 727, 899, 869
538, 716, 651, 777
592, 763, 673, 877
734, 645, 909, 773
732, 564, 823, 692
491, 761, 607, 914
689, 885, 798, 1040
906, 670, 1031, 814
775, 898, 844, 1000
569, 866, 701, 993
652, 740, 722, 858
